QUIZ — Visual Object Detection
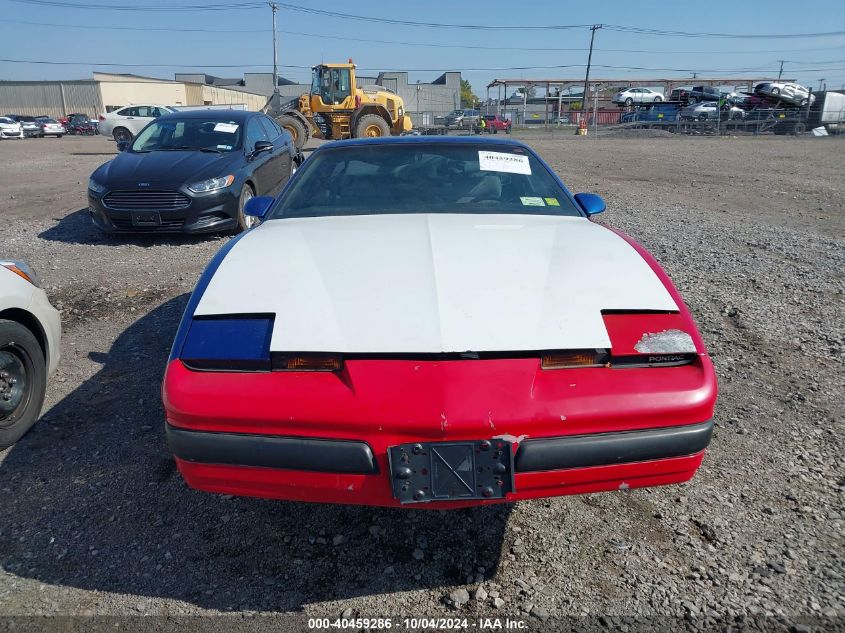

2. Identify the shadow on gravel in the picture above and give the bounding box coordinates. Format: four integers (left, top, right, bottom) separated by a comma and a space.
0, 296, 510, 611
38, 209, 226, 248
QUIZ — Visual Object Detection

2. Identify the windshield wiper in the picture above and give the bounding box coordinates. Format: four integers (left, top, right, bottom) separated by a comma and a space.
160, 145, 222, 153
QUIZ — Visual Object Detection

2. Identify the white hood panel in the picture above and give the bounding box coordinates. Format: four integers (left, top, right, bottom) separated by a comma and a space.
195, 214, 678, 352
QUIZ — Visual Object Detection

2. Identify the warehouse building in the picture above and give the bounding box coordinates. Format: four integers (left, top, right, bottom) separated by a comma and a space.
0, 72, 266, 119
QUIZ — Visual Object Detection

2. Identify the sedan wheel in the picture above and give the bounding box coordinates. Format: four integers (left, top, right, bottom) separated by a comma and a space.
624, 98, 633, 106
112, 128, 132, 143
0, 320, 46, 449
654, 96, 663, 102
237, 185, 257, 232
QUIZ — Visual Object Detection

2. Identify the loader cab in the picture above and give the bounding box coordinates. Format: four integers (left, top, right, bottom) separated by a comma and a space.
311, 64, 354, 109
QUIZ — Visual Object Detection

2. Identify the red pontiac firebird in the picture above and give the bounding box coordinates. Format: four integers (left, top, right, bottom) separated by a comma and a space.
162, 137, 717, 508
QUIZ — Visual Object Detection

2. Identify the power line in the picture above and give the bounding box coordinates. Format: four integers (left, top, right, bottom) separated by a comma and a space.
8, 0, 845, 39
4, 57, 843, 74
6, 18, 845, 56
602, 24, 845, 39
7, 0, 266, 10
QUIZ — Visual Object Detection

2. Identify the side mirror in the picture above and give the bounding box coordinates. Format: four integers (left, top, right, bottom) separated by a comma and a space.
574, 192, 606, 217
244, 195, 274, 219
253, 140, 273, 155
116, 140, 130, 152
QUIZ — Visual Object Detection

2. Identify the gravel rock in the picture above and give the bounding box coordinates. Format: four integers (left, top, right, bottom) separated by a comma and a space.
0, 134, 841, 623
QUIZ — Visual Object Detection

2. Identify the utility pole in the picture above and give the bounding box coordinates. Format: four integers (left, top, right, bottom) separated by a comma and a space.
581, 24, 601, 125
269, 2, 278, 95
777, 60, 784, 80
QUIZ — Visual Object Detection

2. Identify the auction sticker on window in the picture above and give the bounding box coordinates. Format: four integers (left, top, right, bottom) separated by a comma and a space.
214, 122, 239, 133
478, 150, 531, 175
520, 196, 545, 206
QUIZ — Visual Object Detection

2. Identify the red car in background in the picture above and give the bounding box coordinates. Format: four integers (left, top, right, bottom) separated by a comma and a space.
482, 114, 511, 133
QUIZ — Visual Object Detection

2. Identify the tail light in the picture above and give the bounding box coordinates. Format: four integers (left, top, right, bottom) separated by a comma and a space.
98, 114, 105, 121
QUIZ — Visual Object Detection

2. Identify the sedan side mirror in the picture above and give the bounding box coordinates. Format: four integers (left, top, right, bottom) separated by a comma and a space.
244, 196, 274, 219
574, 192, 606, 217
253, 140, 273, 155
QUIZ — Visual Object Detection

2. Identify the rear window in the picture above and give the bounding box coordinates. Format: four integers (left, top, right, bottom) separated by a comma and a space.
270, 143, 582, 219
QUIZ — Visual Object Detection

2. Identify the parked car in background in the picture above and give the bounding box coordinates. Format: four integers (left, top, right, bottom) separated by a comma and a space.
162, 136, 717, 508
680, 101, 745, 121
88, 110, 296, 234
482, 114, 511, 132
687, 86, 723, 104
621, 102, 681, 124
0, 117, 24, 139
669, 87, 692, 103
0, 259, 61, 449
65, 114, 98, 135
612, 87, 664, 105
34, 117, 65, 138
4, 115, 41, 137
754, 82, 815, 107
98, 104, 177, 143
445, 109, 481, 128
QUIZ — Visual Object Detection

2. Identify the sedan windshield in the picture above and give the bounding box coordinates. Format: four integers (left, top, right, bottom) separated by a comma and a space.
271, 143, 582, 219
131, 118, 243, 153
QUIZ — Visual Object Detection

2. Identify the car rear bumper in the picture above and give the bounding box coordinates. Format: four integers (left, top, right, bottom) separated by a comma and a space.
88, 189, 240, 234
164, 356, 717, 508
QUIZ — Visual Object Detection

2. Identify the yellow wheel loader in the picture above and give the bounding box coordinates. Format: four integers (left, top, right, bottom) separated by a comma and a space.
263, 61, 413, 151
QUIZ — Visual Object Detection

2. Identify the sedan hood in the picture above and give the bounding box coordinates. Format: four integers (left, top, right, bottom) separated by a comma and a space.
195, 214, 678, 353
96, 150, 241, 188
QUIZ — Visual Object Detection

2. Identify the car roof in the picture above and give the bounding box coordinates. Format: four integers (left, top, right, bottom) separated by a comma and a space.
155, 109, 257, 122
320, 136, 534, 151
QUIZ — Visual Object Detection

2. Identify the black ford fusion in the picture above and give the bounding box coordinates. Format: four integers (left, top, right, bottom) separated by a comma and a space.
87, 110, 295, 234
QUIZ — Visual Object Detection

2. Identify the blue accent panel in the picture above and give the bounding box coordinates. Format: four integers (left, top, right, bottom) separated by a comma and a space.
168, 232, 249, 362
244, 195, 274, 218
181, 316, 274, 370
574, 192, 607, 217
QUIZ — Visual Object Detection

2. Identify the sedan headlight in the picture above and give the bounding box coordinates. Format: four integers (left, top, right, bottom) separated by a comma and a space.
187, 174, 235, 194
0, 260, 41, 287
87, 177, 106, 194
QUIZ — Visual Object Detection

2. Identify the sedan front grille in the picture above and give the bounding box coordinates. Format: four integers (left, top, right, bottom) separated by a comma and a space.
103, 190, 191, 212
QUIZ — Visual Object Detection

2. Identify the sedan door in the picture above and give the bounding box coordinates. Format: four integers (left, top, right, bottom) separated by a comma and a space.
258, 116, 294, 196
242, 116, 275, 196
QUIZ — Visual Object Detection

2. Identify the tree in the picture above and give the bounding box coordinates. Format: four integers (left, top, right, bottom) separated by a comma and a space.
460, 79, 479, 108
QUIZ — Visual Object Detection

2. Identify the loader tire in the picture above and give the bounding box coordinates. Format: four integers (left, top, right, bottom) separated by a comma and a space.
355, 114, 390, 138
277, 115, 308, 151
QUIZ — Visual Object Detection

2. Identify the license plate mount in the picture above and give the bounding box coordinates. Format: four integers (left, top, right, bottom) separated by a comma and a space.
131, 211, 161, 227
388, 439, 514, 504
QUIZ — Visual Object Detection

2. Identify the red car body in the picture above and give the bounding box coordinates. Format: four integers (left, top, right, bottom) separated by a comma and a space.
162, 138, 717, 509
483, 115, 511, 131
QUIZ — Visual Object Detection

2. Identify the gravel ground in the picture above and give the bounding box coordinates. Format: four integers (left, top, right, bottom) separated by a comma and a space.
0, 134, 842, 631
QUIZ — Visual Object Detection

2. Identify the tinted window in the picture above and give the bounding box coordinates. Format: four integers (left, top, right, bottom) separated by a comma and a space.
270, 144, 581, 220
244, 117, 269, 152
131, 117, 243, 152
